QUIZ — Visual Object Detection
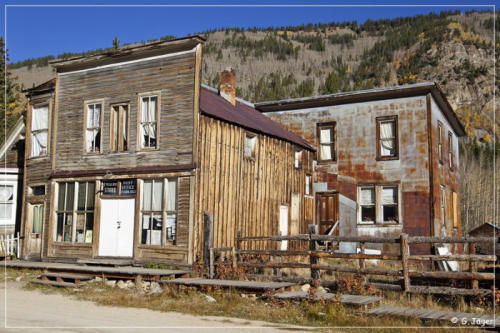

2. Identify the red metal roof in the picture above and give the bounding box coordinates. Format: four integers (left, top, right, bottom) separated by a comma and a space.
200, 87, 314, 151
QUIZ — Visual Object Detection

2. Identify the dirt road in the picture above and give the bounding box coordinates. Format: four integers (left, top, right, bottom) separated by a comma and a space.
0, 282, 313, 332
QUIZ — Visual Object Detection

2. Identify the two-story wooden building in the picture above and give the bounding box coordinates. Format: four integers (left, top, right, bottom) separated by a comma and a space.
20, 36, 315, 265
256, 83, 466, 254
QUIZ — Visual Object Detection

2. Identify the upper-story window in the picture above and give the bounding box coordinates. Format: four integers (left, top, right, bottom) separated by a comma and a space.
85, 103, 102, 153
376, 115, 398, 160
437, 121, 443, 164
140, 96, 158, 149
110, 104, 129, 152
30, 105, 49, 157
294, 150, 303, 169
448, 131, 454, 171
0, 185, 14, 219
244, 133, 257, 158
358, 185, 400, 224
317, 122, 336, 162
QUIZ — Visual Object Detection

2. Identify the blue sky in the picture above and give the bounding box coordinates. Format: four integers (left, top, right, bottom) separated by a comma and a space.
1, 0, 497, 63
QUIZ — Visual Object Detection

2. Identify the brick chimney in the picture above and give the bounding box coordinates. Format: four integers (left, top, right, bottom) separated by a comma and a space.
219, 67, 236, 106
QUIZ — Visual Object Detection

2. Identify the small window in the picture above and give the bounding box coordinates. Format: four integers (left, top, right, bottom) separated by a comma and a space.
32, 204, 44, 234
244, 134, 257, 158
30, 105, 49, 157
452, 191, 458, 229
376, 116, 398, 159
140, 96, 158, 149
295, 150, 303, 169
317, 123, 335, 161
110, 104, 129, 152
85, 103, 102, 153
305, 174, 312, 196
448, 132, 454, 171
0, 185, 14, 219
360, 187, 375, 223
437, 121, 443, 164
30, 185, 45, 196
381, 186, 398, 223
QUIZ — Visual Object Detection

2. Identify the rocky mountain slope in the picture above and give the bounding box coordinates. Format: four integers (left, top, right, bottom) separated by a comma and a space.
9, 10, 498, 141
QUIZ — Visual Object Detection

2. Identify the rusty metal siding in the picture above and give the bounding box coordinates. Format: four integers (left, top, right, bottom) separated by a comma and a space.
430, 96, 462, 240
265, 96, 432, 252
55, 52, 196, 171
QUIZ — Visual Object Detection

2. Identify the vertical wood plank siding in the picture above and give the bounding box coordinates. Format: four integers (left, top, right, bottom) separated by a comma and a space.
194, 115, 313, 259
55, 52, 196, 171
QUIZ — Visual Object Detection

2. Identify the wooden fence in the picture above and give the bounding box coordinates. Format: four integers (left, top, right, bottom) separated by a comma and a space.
208, 227, 498, 298
0, 232, 19, 258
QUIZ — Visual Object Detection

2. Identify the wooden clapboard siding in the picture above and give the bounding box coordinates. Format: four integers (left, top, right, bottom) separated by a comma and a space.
193, 115, 313, 259
22, 91, 55, 260
55, 52, 197, 171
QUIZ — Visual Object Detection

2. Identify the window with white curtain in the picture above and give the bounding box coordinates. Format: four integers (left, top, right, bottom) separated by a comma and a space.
85, 103, 101, 152
32, 204, 44, 234
358, 185, 400, 224
0, 185, 14, 219
140, 96, 158, 149
317, 122, 335, 161
376, 116, 398, 159
141, 178, 177, 245
30, 105, 49, 157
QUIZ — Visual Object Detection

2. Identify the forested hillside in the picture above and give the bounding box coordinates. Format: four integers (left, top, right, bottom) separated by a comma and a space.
4, 9, 499, 231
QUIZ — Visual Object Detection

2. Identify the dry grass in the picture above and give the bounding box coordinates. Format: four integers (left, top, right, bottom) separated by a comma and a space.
3, 267, 489, 331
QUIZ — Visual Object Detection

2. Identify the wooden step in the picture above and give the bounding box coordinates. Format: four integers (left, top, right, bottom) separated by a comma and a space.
41, 272, 93, 282
30, 279, 77, 288
77, 259, 132, 267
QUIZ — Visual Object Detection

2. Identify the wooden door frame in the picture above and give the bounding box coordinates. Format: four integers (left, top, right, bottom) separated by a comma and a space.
315, 191, 339, 234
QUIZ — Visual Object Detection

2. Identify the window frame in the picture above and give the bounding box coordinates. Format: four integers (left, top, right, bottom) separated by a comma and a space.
29, 103, 50, 159
357, 184, 401, 225
55, 181, 95, 244
29, 184, 46, 196
448, 131, 454, 171
244, 132, 257, 159
110, 103, 130, 153
376, 115, 399, 160
294, 150, 303, 169
437, 121, 443, 164
83, 100, 104, 154
138, 92, 161, 151
0, 184, 15, 220
75, 181, 96, 244
140, 178, 178, 247
305, 174, 313, 196
31, 203, 44, 235
316, 122, 336, 163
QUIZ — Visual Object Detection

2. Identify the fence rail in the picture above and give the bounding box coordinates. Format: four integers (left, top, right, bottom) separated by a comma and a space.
228, 228, 498, 297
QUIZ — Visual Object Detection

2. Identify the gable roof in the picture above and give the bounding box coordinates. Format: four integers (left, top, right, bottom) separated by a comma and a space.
0, 116, 25, 161
255, 82, 466, 137
200, 85, 314, 151
468, 222, 500, 234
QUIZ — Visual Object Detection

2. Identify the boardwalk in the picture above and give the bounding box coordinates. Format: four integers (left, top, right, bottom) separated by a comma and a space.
271, 291, 383, 310
163, 278, 295, 292
367, 305, 497, 328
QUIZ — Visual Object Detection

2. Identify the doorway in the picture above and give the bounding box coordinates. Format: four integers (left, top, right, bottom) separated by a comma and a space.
98, 198, 135, 257
316, 192, 339, 235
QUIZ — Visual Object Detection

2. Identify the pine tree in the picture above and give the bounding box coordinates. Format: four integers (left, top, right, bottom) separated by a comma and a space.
0, 37, 23, 144
112, 36, 120, 50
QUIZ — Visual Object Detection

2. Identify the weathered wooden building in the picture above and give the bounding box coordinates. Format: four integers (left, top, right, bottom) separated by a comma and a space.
256, 83, 466, 254
20, 36, 314, 264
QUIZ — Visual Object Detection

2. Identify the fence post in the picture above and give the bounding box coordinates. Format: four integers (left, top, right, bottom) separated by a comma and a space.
209, 248, 215, 279
203, 212, 214, 270
400, 233, 410, 293
359, 242, 366, 285
469, 241, 478, 289
236, 230, 242, 264
16, 232, 20, 259
309, 224, 320, 281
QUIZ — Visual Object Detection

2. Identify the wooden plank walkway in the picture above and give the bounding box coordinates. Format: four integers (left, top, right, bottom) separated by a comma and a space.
162, 278, 295, 292
367, 305, 497, 328
4, 260, 190, 278
271, 291, 383, 310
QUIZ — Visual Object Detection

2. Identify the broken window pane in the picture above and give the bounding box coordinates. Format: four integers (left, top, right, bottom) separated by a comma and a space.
141, 96, 158, 148
86, 103, 101, 152
244, 134, 257, 158
30, 105, 49, 157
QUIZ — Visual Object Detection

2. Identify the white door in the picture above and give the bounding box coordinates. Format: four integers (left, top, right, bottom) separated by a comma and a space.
279, 205, 289, 250
98, 199, 135, 257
